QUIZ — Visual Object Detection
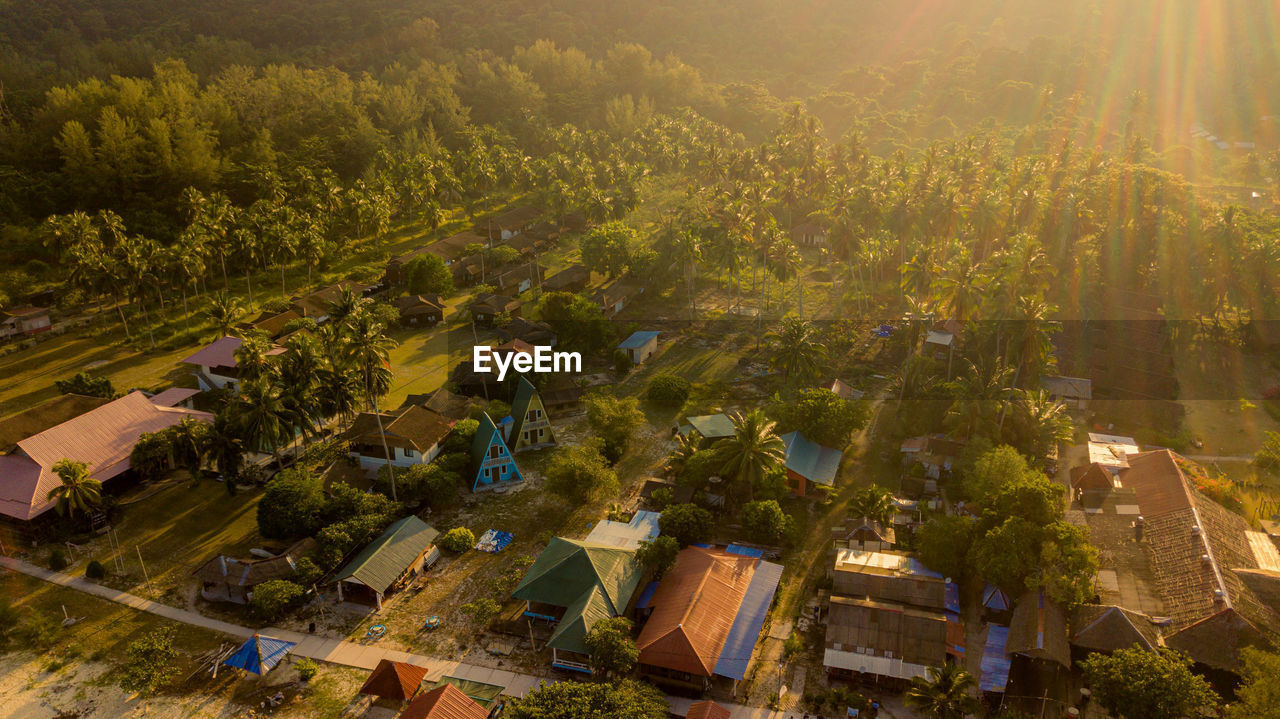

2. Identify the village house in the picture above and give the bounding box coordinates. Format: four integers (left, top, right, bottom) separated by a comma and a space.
497, 317, 556, 346
192, 538, 316, 604
1042, 375, 1092, 410
685, 701, 732, 719
398, 387, 482, 422
484, 205, 542, 241
147, 387, 200, 410
341, 404, 455, 472
900, 435, 965, 483
791, 221, 829, 248
825, 378, 864, 400
677, 413, 736, 447
181, 335, 285, 391
1, 306, 51, 339
466, 293, 522, 326
393, 294, 446, 327
469, 412, 522, 492
584, 510, 661, 550
617, 330, 660, 365
505, 377, 555, 452
511, 537, 645, 673
0, 392, 212, 521
592, 279, 641, 317
832, 516, 896, 553
384, 231, 488, 285
635, 545, 783, 692
488, 261, 546, 295
400, 682, 488, 719
289, 281, 372, 322
332, 515, 440, 609
237, 309, 303, 339
779, 430, 842, 497
544, 264, 591, 293
358, 659, 428, 708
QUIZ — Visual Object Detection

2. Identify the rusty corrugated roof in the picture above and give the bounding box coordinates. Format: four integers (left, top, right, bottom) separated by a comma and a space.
400, 683, 488, 719
358, 659, 428, 701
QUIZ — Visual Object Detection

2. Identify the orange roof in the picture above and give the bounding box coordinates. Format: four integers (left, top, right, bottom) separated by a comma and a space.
400, 683, 488, 719
1121, 450, 1194, 516
0, 392, 211, 520
636, 546, 757, 676
358, 659, 428, 701
687, 700, 731, 719
1071, 463, 1114, 492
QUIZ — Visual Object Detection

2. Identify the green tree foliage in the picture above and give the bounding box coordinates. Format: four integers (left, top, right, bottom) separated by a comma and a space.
506, 679, 668, 719
768, 318, 826, 383
257, 469, 326, 539
85, 560, 106, 580
848, 485, 896, 526
904, 664, 981, 719
1255, 431, 1280, 473
916, 515, 978, 581
1227, 648, 1280, 719
579, 221, 636, 278
442, 420, 480, 454
962, 444, 1043, 502
404, 254, 454, 296
54, 372, 116, 398
378, 462, 460, 508
658, 503, 713, 546
118, 626, 179, 696
645, 373, 692, 403
634, 535, 680, 578
584, 616, 639, 678
971, 517, 1043, 595
537, 292, 613, 356
47, 458, 102, 519
715, 409, 785, 498
772, 388, 869, 448
585, 393, 646, 462
1081, 647, 1219, 719
250, 579, 306, 620
460, 597, 501, 626
544, 443, 619, 503
439, 527, 475, 553
740, 499, 793, 544
129, 431, 172, 482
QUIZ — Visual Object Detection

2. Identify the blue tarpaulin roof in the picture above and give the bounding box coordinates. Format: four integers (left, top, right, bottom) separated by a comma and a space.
713, 560, 783, 680
979, 624, 1011, 692
617, 330, 660, 350
725, 544, 764, 558
635, 580, 659, 609
224, 634, 296, 675
983, 584, 1011, 611
945, 582, 961, 615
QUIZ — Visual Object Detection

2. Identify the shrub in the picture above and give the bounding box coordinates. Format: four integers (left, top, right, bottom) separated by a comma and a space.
544, 443, 619, 503
613, 349, 633, 375
294, 657, 320, 681
250, 579, 306, 621
439, 527, 475, 553
48, 548, 68, 571
118, 626, 179, 695
257, 470, 326, 539
645, 374, 691, 403
54, 372, 116, 399
460, 597, 501, 626
85, 560, 106, 580
658, 503, 713, 546
740, 500, 794, 545
650, 486, 675, 511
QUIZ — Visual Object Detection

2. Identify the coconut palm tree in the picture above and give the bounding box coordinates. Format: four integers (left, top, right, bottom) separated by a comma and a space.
664, 431, 702, 478
47, 459, 102, 519
945, 359, 1014, 440
208, 412, 245, 495
1007, 389, 1074, 459
768, 317, 826, 383
904, 664, 980, 719
168, 417, 210, 482
714, 409, 785, 502
343, 305, 399, 499
849, 486, 896, 526
206, 292, 243, 337
230, 379, 296, 469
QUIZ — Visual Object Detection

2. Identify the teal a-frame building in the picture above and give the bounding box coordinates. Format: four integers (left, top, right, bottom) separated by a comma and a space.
470, 412, 523, 492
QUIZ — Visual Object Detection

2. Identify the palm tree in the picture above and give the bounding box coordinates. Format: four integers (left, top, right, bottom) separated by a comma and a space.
208, 412, 245, 495
1008, 389, 1073, 459
343, 306, 399, 499
169, 417, 209, 481
714, 409, 785, 502
849, 486, 896, 526
664, 431, 702, 478
768, 317, 826, 383
206, 292, 244, 337
47, 459, 102, 519
945, 359, 1014, 440
231, 379, 296, 468
904, 664, 980, 719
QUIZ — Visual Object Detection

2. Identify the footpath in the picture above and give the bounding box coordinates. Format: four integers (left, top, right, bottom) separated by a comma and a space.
2, 556, 791, 718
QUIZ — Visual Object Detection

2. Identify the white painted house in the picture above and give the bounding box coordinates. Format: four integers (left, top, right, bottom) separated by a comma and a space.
341, 405, 455, 472
181, 336, 285, 392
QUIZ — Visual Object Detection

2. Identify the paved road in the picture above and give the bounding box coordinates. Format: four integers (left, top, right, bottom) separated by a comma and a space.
2, 556, 790, 718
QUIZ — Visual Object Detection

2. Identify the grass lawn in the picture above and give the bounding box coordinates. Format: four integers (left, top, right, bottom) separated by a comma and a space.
1175, 336, 1280, 456
68, 480, 266, 604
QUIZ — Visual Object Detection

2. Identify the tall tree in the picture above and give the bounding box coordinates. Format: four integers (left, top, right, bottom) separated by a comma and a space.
903, 664, 981, 719
47, 459, 102, 519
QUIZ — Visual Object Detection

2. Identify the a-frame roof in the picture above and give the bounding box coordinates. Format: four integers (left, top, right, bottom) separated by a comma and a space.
507, 377, 551, 448
1070, 605, 1162, 653
511, 537, 642, 613
359, 659, 428, 701
469, 412, 504, 467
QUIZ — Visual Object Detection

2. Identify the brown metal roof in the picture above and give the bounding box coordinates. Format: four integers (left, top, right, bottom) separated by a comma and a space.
181, 335, 284, 368
1122, 450, 1196, 516
191, 538, 317, 588
1069, 604, 1163, 653
1006, 591, 1071, 667
823, 595, 949, 667
359, 659, 429, 701
0, 392, 212, 521
400, 683, 488, 719
636, 546, 757, 676
342, 405, 454, 454
686, 700, 731, 719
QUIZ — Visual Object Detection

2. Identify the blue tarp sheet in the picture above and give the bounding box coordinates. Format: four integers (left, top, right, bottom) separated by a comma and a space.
983, 584, 1011, 611
224, 634, 296, 675
725, 544, 764, 558
635, 581, 659, 609
945, 582, 961, 615
713, 560, 783, 680
475, 529, 514, 553
979, 624, 1011, 692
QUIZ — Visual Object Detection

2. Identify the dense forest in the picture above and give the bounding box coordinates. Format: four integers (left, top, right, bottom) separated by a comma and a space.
1, 0, 1279, 328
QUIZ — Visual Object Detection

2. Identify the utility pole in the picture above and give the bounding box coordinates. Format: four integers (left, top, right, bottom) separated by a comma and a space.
136, 545, 151, 590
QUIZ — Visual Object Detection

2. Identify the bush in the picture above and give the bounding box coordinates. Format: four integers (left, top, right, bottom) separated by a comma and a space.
54, 372, 116, 398
118, 626, 179, 695
257, 470, 326, 539
658, 503, 713, 546
250, 579, 306, 621
645, 374, 691, 403
544, 443, 619, 503
85, 560, 106, 580
740, 500, 794, 545
460, 597, 501, 626
294, 657, 320, 681
442, 420, 479, 455
613, 349, 633, 375
404, 254, 454, 296
650, 486, 675, 511
439, 527, 475, 553
48, 548, 68, 571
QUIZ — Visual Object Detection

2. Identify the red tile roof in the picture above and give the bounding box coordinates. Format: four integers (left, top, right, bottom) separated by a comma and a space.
0, 391, 212, 520
400, 683, 488, 719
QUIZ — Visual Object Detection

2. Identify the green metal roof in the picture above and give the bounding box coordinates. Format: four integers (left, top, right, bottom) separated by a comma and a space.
470, 412, 501, 467
512, 537, 643, 614
779, 431, 842, 486
682, 414, 735, 439
546, 585, 615, 654
332, 516, 439, 594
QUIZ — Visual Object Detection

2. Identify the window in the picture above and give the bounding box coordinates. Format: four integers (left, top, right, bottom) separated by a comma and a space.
403, 448, 415, 458
523, 431, 530, 442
